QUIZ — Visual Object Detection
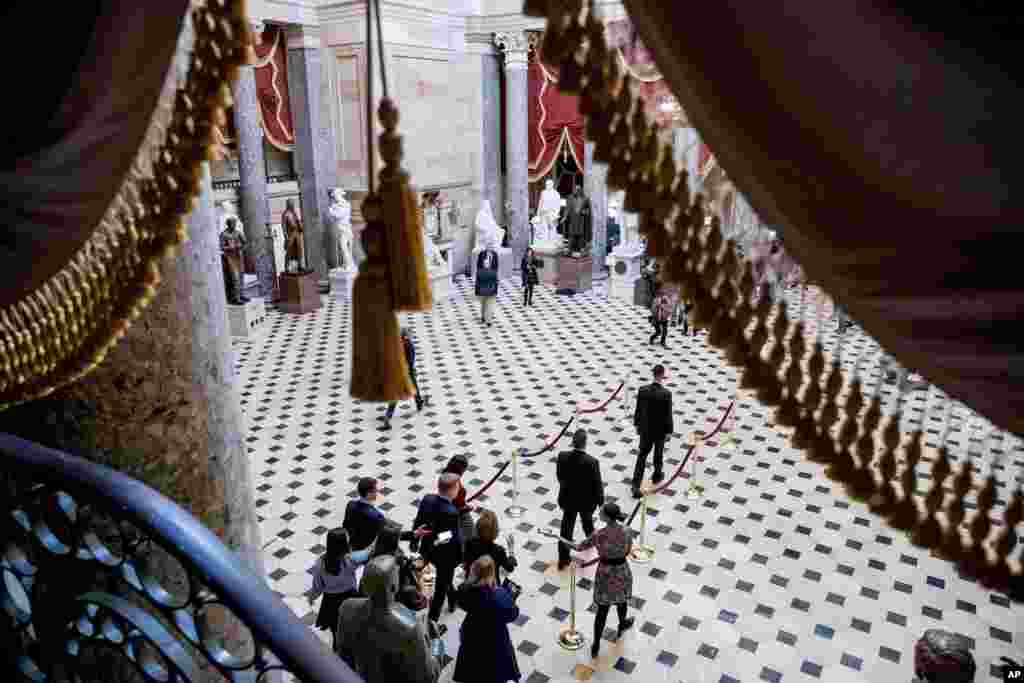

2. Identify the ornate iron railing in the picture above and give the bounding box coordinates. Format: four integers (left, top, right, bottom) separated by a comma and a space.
0, 434, 364, 683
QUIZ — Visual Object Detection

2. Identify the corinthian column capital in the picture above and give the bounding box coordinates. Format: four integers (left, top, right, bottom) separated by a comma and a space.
493, 31, 537, 70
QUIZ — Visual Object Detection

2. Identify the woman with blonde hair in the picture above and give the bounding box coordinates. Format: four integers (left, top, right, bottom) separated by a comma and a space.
453, 556, 521, 683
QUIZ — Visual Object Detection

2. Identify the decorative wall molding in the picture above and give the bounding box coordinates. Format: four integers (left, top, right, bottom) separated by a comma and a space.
494, 30, 536, 70
247, 0, 320, 27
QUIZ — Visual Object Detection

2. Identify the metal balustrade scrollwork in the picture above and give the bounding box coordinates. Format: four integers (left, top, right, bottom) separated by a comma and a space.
0, 434, 364, 683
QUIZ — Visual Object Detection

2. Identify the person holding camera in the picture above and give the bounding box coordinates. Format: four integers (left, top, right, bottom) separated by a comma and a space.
452, 556, 521, 683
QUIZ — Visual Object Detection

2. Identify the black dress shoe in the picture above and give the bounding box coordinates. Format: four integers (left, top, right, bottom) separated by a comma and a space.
651, 472, 665, 484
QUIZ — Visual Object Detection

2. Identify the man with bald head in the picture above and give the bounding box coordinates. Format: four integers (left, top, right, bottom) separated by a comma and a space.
411, 473, 464, 623
335, 556, 442, 683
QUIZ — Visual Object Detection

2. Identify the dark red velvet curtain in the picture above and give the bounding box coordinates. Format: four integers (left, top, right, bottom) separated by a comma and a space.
528, 52, 585, 183
622, 0, 1024, 435
253, 25, 294, 152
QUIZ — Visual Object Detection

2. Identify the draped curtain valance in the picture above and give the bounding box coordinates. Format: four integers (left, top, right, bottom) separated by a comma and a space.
528, 51, 586, 182
253, 25, 294, 153
618, 0, 1024, 436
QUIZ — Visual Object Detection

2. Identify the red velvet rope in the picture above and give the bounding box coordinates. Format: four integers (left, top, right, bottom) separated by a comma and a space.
577, 381, 625, 414
525, 416, 575, 458
465, 459, 512, 504
625, 401, 735, 525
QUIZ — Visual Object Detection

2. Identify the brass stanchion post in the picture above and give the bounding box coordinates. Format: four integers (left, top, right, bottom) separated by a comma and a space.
558, 559, 585, 650
629, 492, 655, 563
686, 432, 705, 499
506, 447, 526, 519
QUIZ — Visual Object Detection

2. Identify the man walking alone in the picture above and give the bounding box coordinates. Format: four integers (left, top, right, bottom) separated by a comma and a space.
380, 328, 426, 430
632, 364, 674, 498
556, 430, 604, 570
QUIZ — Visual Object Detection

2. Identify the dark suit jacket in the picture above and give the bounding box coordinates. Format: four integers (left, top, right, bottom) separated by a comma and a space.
342, 499, 386, 551
412, 494, 463, 567
556, 448, 604, 512
634, 382, 674, 440
475, 250, 499, 297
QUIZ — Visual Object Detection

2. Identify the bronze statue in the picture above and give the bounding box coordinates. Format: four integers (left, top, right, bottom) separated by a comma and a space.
335, 556, 442, 683
282, 199, 306, 273
219, 217, 248, 305
565, 185, 592, 254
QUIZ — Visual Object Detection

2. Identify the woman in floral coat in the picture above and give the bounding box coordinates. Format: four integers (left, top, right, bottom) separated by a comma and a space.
566, 502, 635, 658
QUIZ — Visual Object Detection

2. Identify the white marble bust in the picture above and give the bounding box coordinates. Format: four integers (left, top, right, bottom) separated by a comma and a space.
218, 199, 242, 234
328, 188, 355, 273
475, 200, 503, 251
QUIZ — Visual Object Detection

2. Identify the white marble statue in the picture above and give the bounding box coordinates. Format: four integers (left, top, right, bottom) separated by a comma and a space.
531, 179, 564, 249
422, 216, 447, 271
610, 194, 646, 257
328, 188, 355, 273
475, 200, 503, 251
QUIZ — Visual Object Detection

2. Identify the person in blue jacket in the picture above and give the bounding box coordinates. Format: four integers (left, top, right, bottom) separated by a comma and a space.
453, 555, 521, 683
476, 247, 500, 326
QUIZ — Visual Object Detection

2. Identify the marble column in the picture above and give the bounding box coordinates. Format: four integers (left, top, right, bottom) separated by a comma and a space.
494, 31, 532, 266
61, 165, 264, 578
232, 20, 275, 298
478, 39, 503, 219
286, 25, 338, 281
585, 141, 608, 275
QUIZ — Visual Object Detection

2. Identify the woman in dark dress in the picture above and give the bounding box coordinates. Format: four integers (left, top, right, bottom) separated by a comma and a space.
563, 502, 635, 659
520, 248, 540, 307
476, 248, 499, 326
463, 509, 517, 582
453, 556, 521, 683
308, 528, 371, 648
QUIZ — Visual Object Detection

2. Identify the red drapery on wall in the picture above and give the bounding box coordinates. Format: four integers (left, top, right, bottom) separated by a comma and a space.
528, 51, 585, 183
528, 18, 677, 184
253, 26, 294, 152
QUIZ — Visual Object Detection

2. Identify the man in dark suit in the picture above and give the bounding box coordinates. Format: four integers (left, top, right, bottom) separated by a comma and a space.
343, 477, 386, 551
632, 364, 674, 498
556, 429, 604, 570
411, 473, 464, 623
381, 328, 426, 430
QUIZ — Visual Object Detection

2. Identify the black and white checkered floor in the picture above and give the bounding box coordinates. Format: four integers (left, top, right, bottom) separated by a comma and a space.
234, 277, 1022, 683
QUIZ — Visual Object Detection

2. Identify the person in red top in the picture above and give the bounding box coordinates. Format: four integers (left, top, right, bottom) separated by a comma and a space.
443, 454, 475, 584
649, 292, 672, 347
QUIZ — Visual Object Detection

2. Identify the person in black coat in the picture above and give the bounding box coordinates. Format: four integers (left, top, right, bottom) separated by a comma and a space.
520, 248, 540, 307
555, 429, 604, 570
411, 473, 464, 623
632, 364, 675, 498
381, 327, 425, 430
475, 248, 499, 326
343, 477, 386, 551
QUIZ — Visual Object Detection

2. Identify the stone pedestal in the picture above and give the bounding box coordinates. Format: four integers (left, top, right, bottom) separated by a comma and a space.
227, 299, 268, 338
533, 246, 561, 285
608, 252, 645, 303
429, 265, 453, 300
556, 255, 594, 294
278, 271, 322, 314
471, 247, 514, 282
329, 268, 356, 301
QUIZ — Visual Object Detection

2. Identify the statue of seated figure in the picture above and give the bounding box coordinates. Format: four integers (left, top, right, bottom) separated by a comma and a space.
336, 556, 442, 683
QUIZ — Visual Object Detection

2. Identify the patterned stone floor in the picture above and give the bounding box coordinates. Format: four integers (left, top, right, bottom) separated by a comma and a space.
234, 276, 1023, 683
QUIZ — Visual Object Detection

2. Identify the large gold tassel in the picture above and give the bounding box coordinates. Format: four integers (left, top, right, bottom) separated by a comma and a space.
349, 195, 415, 402
377, 98, 432, 311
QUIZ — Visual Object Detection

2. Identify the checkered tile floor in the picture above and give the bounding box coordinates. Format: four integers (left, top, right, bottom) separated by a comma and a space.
234, 277, 1022, 683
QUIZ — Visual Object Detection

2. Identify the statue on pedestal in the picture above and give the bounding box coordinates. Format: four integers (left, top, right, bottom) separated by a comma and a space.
328, 188, 355, 273
336, 556, 442, 683
475, 200, 503, 251
220, 217, 249, 305
611, 194, 645, 258
531, 179, 564, 249
565, 185, 592, 254
282, 198, 306, 273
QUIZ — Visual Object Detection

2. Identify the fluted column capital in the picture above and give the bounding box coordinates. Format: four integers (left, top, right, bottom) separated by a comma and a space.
493, 30, 538, 70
